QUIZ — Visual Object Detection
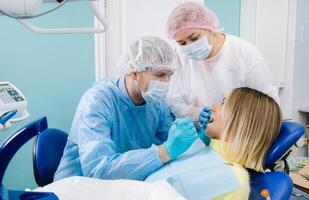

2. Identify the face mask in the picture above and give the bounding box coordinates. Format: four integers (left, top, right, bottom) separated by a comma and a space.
180, 35, 213, 61
137, 80, 170, 104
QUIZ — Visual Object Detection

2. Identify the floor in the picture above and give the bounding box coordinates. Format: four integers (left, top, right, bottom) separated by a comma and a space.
290, 187, 309, 200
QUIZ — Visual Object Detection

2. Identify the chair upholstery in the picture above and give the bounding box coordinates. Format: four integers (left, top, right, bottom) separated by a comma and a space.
249, 171, 293, 200
249, 121, 305, 200
265, 121, 305, 168
0, 117, 58, 200
33, 128, 68, 187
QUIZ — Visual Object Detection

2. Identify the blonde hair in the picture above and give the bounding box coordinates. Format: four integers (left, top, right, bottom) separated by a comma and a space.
221, 87, 282, 172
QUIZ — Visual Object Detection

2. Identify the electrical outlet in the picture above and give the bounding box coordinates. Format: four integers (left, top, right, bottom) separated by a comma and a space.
295, 137, 308, 148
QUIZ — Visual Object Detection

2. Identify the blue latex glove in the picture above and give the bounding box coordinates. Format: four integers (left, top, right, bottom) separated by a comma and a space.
163, 117, 198, 160
198, 107, 213, 145
198, 107, 213, 130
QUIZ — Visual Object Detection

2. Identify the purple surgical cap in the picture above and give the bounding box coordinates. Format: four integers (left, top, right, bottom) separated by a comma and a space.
166, 2, 219, 39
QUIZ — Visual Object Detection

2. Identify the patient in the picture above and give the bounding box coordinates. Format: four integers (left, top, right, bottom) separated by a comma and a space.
146, 87, 282, 200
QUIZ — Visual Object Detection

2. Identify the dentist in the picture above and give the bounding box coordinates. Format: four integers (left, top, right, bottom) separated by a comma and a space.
54, 36, 197, 181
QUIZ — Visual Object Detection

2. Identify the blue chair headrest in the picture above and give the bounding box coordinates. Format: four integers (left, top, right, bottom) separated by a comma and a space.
264, 121, 305, 168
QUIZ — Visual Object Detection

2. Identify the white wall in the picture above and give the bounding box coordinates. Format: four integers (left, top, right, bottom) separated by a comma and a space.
255, 0, 289, 88
98, 0, 202, 79
278, 0, 297, 118
291, 0, 309, 157
240, 0, 294, 117
291, 0, 309, 121
277, 0, 309, 157
240, 0, 289, 89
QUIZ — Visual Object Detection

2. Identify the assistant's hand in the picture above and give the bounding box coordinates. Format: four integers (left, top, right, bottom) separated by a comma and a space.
198, 107, 213, 144
198, 107, 213, 130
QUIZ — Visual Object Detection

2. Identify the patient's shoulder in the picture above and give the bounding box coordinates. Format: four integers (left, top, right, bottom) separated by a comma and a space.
213, 163, 250, 200
230, 163, 250, 192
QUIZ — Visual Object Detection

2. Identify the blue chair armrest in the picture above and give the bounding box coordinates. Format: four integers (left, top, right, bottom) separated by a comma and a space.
0, 117, 59, 200
0, 117, 47, 184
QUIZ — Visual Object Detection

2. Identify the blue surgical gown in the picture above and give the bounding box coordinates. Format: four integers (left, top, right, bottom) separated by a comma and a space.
54, 77, 175, 181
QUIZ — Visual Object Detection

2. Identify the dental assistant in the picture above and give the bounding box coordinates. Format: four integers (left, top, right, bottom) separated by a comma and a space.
54, 36, 197, 181
166, 2, 279, 122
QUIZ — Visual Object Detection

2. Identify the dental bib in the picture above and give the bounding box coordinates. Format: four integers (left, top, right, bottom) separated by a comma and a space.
146, 139, 239, 200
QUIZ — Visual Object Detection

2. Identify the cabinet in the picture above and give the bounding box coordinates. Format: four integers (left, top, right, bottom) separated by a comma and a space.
241, 0, 309, 156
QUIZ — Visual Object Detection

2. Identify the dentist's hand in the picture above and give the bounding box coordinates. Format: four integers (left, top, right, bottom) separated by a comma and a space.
162, 118, 198, 161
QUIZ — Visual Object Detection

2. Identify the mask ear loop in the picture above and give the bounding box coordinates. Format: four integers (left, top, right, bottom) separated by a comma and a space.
204, 31, 215, 58
127, 66, 146, 102
128, 61, 136, 74
136, 80, 146, 93
129, 62, 146, 93
208, 31, 215, 48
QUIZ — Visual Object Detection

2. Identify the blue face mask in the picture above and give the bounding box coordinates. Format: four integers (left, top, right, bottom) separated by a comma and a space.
137, 80, 169, 104
180, 35, 213, 61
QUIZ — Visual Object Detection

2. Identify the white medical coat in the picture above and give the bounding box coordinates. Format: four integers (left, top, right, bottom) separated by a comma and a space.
167, 34, 279, 121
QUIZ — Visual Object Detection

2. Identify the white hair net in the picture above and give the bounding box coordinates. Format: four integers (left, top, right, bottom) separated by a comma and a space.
118, 36, 176, 74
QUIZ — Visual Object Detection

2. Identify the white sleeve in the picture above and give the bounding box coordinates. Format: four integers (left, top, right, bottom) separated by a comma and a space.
244, 45, 280, 104
167, 51, 203, 122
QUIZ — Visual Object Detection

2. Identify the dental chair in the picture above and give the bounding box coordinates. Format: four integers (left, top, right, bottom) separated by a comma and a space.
33, 125, 67, 187
0, 117, 59, 200
0, 117, 305, 200
249, 121, 305, 200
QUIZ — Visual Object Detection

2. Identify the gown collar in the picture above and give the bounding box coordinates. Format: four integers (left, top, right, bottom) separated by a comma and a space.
117, 76, 146, 109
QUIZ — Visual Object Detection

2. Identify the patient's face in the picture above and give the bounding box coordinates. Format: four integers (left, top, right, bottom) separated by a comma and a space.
206, 103, 224, 139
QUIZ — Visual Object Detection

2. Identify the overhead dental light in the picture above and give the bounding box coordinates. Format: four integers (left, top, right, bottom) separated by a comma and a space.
0, 0, 108, 34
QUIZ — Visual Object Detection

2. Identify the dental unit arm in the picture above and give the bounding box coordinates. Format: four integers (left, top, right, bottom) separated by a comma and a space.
0, 0, 108, 34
